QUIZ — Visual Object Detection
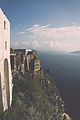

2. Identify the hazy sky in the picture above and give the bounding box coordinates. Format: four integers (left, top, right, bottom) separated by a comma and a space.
1, 0, 80, 52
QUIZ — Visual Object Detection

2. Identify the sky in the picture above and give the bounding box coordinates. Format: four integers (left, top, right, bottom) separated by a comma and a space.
1, 0, 80, 52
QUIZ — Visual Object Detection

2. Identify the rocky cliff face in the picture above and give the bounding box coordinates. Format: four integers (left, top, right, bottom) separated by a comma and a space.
0, 50, 71, 120
0, 72, 70, 120
10, 48, 41, 76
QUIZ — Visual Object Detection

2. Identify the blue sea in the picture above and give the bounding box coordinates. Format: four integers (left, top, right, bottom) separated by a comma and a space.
39, 51, 80, 120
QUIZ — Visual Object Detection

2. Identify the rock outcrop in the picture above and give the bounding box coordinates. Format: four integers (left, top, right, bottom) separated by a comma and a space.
0, 48, 71, 120
1, 73, 66, 120
10, 48, 44, 79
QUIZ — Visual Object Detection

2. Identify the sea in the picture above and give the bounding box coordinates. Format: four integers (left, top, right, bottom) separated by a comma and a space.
38, 51, 80, 120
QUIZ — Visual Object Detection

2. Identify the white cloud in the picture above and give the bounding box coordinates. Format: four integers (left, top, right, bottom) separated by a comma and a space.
12, 40, 40, 49
17, 32, 26, 34
50, 40, 54, 48
22, 41, 30, 45
12, 42, 19, 47
28, 24, 80, 39
32, 40, 40, 48
12, 24, 80, 52
26, 24, 80, 52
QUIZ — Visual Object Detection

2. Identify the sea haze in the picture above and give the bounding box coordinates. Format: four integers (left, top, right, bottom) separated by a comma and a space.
39, 51, 80, 120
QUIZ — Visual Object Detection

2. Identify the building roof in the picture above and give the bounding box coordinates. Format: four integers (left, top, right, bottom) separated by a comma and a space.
0, 8, 10, 23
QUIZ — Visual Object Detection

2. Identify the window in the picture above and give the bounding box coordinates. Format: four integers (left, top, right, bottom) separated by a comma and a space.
4, 21, 6, 29
5, 41, 7, 50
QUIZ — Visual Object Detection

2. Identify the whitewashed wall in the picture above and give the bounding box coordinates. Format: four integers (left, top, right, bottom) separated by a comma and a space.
0, 8, 12, 111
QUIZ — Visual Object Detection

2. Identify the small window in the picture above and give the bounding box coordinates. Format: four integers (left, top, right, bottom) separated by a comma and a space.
4, 21, 6, 29
5, 41, 7, 50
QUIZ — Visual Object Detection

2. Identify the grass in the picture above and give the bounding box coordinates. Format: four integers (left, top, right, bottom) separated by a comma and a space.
1, 72, 64, 120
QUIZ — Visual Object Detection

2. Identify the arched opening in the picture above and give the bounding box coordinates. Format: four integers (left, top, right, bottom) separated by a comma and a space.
0, 73, 3, 114
4, 59, 10, 108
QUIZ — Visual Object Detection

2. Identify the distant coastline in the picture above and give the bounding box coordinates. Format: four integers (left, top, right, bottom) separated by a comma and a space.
71, 51, 80, 54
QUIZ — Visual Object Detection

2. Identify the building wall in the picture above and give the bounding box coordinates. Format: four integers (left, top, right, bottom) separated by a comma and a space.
0, 8, 12, 112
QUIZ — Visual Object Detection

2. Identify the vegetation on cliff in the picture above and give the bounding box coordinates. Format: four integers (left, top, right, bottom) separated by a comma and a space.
1, 73, 65, 120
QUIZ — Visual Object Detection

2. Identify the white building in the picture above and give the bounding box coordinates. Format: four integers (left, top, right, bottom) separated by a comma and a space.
0, 8, 12, 112
25, 49, 32, 55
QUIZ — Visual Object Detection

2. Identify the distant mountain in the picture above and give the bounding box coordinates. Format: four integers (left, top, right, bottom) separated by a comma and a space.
71, 51, 80, 54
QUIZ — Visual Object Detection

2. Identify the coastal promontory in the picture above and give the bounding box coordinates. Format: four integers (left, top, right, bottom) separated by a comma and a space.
1, 49, 70, 120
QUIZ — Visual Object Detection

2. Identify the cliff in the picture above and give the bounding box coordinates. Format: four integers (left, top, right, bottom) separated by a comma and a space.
0, 72, 70, 120
0, 49, 71, 120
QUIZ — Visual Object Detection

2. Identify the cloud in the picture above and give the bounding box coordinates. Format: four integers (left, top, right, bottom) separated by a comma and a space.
12, 24, 80, 52
17, 32, 26, 34
21, 41, 30, 45
26, 24, 80, 52
12, 40, 40, 49
28, 24, 80, 39
32, 40, 40, 48
12, 42, 19, 47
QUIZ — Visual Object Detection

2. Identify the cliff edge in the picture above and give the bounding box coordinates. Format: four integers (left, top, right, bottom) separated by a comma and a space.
0, 49, 71, 120
0, 72, 70, 120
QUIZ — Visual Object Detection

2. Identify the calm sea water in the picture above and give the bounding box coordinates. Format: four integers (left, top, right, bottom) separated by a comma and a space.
39, 51, 80, 120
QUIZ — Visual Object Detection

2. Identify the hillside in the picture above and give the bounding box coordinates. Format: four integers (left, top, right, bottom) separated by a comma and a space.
0, 72, 68, 120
